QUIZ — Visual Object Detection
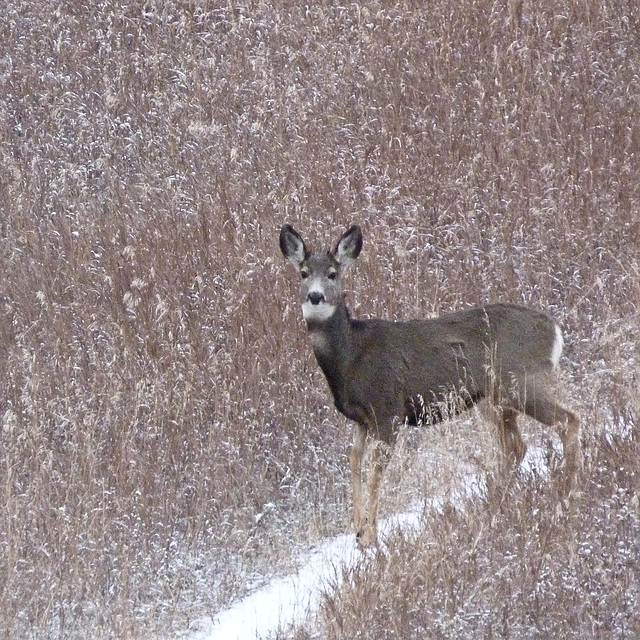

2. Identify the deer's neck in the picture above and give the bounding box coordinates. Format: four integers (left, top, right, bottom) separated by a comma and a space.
306, 302, 356, 405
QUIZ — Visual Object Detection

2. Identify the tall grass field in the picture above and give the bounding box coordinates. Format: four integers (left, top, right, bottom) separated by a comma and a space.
1, 0, 639, 637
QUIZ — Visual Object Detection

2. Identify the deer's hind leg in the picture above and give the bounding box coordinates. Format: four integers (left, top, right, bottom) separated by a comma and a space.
559, 409, 582, 481
496, 406, 527, 473
521, 388, 582, 486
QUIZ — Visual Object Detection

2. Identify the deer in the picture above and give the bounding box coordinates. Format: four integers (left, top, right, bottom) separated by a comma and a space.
279, 224, 582, 548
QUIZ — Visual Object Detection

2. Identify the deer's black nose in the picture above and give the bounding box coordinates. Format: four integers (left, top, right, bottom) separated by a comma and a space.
308, 291, 325, 305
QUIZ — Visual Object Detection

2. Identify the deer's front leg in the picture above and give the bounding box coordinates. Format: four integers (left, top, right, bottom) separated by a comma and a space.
349, 425, 367, 540
357, 440, 392, 548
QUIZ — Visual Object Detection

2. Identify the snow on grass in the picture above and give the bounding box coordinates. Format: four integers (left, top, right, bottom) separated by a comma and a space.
196, 532, 359, 640
179, 446, 551, 640
187, 512, 422, 640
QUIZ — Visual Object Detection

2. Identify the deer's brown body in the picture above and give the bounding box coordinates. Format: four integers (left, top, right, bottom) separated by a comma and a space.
280, 225, 581, 547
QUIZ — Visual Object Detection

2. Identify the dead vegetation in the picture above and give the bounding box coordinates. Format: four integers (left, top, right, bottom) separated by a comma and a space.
0, 0, 638, 638
312, 434, 640, 639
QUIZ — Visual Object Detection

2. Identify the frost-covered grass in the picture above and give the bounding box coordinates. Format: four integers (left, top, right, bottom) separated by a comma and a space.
304, 434, 640, 639
0, 0, 639, 638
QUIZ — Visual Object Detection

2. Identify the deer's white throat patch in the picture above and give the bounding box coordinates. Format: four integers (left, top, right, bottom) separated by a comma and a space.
309, 330, 331, 355
302, 300, 336, 322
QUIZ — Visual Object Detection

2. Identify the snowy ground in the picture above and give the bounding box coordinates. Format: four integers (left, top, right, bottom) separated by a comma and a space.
181, 508, 425, 640
194, 509, 423, 640
179, 446, 550, 640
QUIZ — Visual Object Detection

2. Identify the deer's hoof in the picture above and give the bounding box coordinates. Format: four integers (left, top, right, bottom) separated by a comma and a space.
355, 522, 377, 548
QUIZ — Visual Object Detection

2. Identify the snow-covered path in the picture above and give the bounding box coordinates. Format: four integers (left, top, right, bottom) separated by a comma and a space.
183, 447, 546, 640
189, 508, 424, 640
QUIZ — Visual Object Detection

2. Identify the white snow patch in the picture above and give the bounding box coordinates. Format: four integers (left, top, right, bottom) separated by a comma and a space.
186, 512, 422, 640
196, 534, 356, 640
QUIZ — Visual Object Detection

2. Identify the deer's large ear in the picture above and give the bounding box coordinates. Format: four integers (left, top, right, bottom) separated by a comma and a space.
280, 224, 307, 268
333, 225, 362, 267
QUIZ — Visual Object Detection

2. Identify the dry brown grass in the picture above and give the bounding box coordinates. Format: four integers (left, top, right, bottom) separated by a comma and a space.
0, 0, 638, 638
314, 434, 640, 639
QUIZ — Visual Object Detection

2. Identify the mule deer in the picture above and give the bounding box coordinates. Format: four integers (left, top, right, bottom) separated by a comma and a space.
280, 224, 581, 547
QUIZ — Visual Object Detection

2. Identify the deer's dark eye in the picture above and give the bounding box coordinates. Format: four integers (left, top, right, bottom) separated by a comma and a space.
300, 269, 309, 279
327, 271, 337, 280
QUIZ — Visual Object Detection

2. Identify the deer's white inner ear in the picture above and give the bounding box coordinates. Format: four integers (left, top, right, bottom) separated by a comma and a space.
302, 300, 336, 322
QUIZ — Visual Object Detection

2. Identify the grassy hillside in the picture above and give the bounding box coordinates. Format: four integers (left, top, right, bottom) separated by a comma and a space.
0, 0, 638, 638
